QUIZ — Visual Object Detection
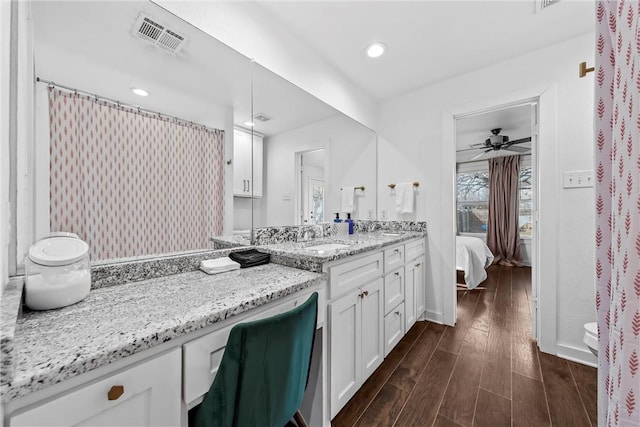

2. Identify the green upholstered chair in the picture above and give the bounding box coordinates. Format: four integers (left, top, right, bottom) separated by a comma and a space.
192, 292, 318, 427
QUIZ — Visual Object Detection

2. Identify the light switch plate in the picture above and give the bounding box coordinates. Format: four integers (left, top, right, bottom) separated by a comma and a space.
563, 170, 593, 188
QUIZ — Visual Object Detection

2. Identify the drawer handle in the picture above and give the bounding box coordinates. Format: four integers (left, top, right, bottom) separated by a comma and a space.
108, 385, 124, 401
395, 311, 401, 316
394, 271, 400, 277
360, 290, 369, 298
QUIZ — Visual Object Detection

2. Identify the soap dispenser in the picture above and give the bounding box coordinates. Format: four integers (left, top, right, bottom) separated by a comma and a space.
334, 213, 342, 223
346, 213, 354, 235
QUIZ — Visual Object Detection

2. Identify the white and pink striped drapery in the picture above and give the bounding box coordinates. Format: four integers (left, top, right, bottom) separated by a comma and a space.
595, 1, 640, 426
49, 88, 225, 261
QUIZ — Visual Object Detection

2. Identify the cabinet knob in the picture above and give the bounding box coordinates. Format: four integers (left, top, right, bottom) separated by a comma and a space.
415, 263, 421, 268
395, 311, 401, 316
394, 248, 400, 254
360, 290, 369, 298
394, 271, 400, 277
108, 385, 124, 401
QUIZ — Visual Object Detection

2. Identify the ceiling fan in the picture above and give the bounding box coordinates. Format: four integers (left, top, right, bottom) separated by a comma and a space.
459, 128, 531, 161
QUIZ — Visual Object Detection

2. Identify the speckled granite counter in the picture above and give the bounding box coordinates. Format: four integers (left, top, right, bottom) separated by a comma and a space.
1, 264, 324, 402
258, 231, 426, 272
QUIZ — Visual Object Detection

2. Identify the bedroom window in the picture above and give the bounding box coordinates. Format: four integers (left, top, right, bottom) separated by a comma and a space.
456, 159, 533, 237
519, 166, 533, 238
456, 170, 489, 234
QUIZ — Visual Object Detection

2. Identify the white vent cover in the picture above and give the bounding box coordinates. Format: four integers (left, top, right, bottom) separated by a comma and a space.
536, 0, 561, 12
253, 113, 273, 122
131, 13, 186, 54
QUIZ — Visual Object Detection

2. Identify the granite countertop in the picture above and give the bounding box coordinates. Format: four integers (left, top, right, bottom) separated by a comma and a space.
259, 231, 426, 272
1, 264, 324, 402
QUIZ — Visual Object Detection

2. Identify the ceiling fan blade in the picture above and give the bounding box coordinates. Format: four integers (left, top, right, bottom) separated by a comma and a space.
457, 145, 488, 153
469, 148, 492, 161
502, 145, 530, 153
504, 136, 532, 146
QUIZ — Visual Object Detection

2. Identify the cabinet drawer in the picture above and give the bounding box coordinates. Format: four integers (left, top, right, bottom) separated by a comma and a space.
11, 349, 181, 427
329, 252, 383, 299
383, 268, 404, 315
405, 238, 425, 262
384, 245, 405, 273
384, 303, 404, 357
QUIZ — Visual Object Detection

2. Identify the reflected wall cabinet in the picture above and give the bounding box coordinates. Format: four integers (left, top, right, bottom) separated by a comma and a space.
233, 128, 263, 198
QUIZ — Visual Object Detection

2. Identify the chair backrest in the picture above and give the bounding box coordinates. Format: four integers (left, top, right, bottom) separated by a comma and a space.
193, 292, 318, 427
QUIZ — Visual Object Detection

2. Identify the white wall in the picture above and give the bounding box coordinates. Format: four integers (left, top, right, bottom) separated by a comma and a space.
156, 1, 377, 130
377, 33, 596, 363
255, 115, 376, 227
1, 0, 12, 291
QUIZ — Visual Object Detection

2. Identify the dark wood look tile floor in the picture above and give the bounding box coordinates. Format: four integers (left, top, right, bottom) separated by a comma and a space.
332, 265, 597, 427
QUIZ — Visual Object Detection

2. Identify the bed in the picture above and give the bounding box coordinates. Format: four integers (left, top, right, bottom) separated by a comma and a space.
456, 236, 494, 290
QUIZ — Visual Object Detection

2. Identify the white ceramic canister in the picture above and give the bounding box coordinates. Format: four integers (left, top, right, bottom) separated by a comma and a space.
25, 235, 91, 310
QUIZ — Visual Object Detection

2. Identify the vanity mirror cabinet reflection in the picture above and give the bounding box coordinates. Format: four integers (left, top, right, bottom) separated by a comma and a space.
232, 128, 263, 198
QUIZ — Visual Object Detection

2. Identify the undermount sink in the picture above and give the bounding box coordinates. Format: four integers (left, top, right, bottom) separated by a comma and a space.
382, 232, 403, 237
304, 243, 351, 254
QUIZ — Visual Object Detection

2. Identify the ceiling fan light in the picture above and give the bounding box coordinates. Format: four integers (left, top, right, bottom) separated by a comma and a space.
365, 42, 386, 58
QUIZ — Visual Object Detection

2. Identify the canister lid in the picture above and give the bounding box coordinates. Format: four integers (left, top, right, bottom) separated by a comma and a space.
28, 236, 89, 266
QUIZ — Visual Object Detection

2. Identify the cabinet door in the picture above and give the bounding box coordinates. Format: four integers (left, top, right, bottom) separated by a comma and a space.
233, 129, 251, 196
404, 264, 416, 331
414, 259, 425, 318
11, 349, 181, 427
360, 278, 384, 381
250, 134, 263, 198
329, 289, 361, 419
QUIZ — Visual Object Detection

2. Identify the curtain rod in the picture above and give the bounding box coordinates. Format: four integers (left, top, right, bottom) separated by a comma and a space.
36, 77, 223, 134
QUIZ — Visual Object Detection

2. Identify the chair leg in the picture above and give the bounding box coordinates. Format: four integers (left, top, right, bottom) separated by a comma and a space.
293, 410, 308, 427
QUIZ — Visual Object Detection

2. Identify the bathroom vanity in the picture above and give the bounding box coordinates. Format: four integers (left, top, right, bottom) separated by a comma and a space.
1, 228, 426, 426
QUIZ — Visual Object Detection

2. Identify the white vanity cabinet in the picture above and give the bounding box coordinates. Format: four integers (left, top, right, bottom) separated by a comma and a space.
10, 349, 182, 427
327, 253, 384, 418
233, 128, 263, 198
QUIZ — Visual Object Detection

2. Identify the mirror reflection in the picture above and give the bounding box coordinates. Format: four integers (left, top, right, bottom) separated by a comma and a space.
30, 0, 377, 262
248, 62, 377, 232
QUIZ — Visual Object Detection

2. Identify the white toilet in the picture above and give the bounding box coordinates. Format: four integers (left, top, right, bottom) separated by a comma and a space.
583, 322, 598, 357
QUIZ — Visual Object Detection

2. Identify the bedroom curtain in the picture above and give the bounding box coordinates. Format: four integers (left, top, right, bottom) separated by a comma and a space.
486, 155, 522, 266
49, 88, 225, 261
594, 1, 640, 426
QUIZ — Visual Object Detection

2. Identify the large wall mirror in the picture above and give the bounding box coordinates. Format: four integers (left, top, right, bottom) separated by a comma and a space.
26, 0, 376, 264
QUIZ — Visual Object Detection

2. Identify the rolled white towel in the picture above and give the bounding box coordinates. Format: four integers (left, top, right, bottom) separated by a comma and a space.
200, 257, 240, 274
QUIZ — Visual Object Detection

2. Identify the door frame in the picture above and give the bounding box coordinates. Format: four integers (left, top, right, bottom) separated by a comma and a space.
441, 84, 558, 354
294, 147, 327, 226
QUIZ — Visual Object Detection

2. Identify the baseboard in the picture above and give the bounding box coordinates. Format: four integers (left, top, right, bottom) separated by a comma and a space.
556, 343, 597, 368
425, 310, 444, 324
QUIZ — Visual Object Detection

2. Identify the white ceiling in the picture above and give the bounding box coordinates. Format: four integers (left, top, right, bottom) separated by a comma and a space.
30, 0, 595, 140
257, 0, 595, 101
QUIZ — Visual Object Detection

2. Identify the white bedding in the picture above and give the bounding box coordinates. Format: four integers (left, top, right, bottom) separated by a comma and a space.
456, 236, 494, 290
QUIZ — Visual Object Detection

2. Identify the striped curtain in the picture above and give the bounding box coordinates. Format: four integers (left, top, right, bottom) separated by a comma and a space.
594, 1, 640, 426
49, 88, 224, 261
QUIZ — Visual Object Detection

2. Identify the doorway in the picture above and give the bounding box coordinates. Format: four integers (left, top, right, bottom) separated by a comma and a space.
453, 100, 539, 340
295, 148, 325, 225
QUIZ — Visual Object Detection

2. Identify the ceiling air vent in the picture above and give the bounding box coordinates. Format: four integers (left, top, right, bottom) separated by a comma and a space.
536, 0, 561, 12
253, 113, 273, 122
131, 13, 186, 54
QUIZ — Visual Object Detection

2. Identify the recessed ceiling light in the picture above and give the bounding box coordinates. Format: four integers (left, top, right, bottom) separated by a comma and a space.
365, 42, 386, 58
131, 87, 149, 97
243, 121, 255, 127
